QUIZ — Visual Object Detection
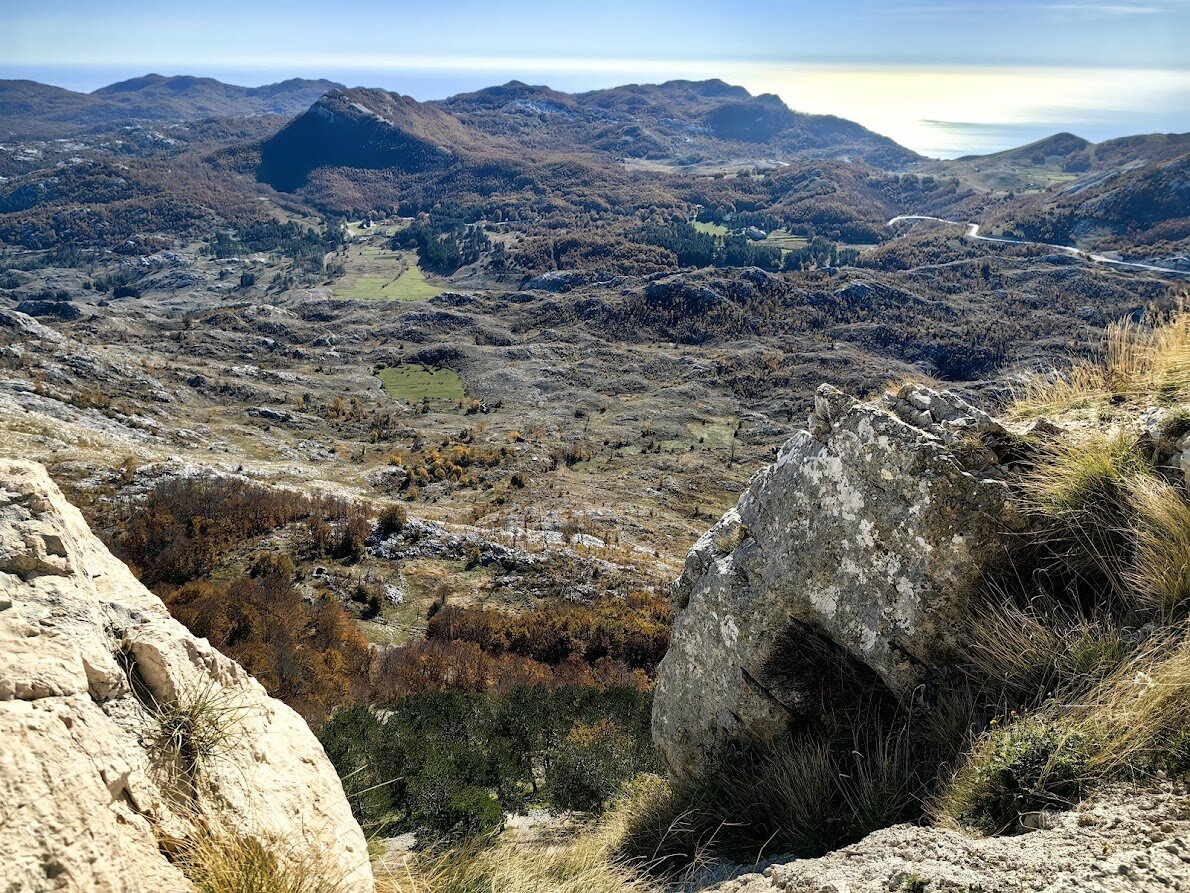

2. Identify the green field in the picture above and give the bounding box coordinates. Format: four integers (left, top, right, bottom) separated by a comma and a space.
377, 364, 464, 405
764, 230, 809, 249
692, 220, 729, 237
335, 249, 443, 301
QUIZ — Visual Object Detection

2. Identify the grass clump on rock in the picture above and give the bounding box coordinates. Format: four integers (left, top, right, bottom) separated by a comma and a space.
178, 829, 348, 893
627, 307, 1190, 866
938, 305, 1190, 834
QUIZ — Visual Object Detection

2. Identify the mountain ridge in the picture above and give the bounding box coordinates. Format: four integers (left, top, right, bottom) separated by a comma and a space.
254, 80, 921, 201
0, 74, 344, 138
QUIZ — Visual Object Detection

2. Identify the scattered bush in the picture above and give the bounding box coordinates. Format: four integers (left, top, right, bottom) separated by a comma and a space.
377, 503, 408, 537
250, 551, 296, 580
162, 576, 372, 726
424, 594, 671, 674
412, 782, 504, 839
320, 686, 657, 837
549, 721, 640, 813
942, 718, 1094, 835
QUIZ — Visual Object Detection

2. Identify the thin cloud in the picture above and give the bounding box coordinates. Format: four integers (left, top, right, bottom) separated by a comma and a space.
883, 0, 1173, 13
1044, 3, 1166, 13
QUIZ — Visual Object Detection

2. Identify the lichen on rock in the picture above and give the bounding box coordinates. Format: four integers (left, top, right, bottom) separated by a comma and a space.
653, 383, 1025, 776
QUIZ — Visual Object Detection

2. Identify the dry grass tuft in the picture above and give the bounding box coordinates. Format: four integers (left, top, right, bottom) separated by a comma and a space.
617, 712, 929, 870
1081, 636, 1190, 777
376, 779, 666, 893
1019, 432, 1145, 522
1125, 477, 1190, 620
1010, 305, 1190, 421
178, 829, 348, 893
957, 596, 1128, 705
143, 678, 249, 790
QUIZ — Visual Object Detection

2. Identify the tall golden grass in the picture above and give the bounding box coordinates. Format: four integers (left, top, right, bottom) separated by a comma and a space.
1010, 304, 1190, 420
177, 830, 349, 893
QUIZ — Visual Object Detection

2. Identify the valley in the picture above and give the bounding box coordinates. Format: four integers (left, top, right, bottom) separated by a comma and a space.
0, 63, 1188, 893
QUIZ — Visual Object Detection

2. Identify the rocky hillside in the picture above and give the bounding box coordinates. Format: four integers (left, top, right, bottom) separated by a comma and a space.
443, 78, 918, 166
254, 80, 918, 201
0, 460, 372, 891
257, 87, 491, 192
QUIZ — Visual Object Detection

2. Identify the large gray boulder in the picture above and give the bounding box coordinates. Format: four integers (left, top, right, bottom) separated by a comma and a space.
653, 384, 1022, 776
0, 460, 374, 892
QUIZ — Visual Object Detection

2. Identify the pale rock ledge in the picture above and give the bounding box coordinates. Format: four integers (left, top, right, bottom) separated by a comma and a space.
0, 459, 373, 893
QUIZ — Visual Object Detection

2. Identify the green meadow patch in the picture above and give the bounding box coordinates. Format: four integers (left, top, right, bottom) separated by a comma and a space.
764, 230, 810, 249
377, 363, 464, 405
691, 220, 729, 237
335, 249, 443, 302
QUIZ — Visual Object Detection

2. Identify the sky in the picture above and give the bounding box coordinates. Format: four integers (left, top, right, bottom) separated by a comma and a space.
2, 0, 1189, 156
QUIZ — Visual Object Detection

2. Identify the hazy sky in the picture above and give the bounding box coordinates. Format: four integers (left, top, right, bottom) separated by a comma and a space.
3, 0, 1188, 156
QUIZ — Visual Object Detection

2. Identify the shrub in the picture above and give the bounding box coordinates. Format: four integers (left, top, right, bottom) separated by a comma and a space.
107, 476, 318, 587
320, 687, 657, 837
250, 551, 295, 580
942, 717, 1094, 835
423, 595, 671, 674
163, 577, 372, 726
446, 786, 503, 838
377, 503, 408, 537
549, 721, 638, 813
330, 509, 372, 562
317, 705, 391, 828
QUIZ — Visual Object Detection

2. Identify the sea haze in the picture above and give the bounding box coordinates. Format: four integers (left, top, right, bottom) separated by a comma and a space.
5, 61, 1188, 158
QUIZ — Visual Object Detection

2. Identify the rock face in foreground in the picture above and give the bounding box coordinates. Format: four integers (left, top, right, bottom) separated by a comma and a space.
713, 787, 1190, 893
0, 460, 373, 892
653, 384, 1022, 775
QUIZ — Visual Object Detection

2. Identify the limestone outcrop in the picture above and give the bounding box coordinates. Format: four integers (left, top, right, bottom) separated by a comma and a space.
653, 384, 1023, 775
711, 787, 1190, 893
0, 460, 373, 892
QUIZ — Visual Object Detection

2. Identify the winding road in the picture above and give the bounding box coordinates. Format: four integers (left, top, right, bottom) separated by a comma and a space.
886, 215, 1190, 278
